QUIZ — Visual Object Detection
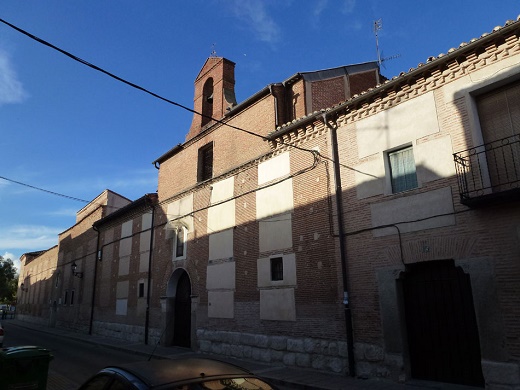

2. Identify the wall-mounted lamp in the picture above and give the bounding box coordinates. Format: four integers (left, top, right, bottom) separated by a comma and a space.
71, 262, 83, 279
20, 283, 28, 292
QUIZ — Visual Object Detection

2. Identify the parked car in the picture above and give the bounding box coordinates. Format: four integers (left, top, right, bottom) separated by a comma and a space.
78, 357, 278, 389
0, 323, 4, 347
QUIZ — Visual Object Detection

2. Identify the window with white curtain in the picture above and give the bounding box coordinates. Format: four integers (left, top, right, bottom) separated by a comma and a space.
388, 146, 418, 193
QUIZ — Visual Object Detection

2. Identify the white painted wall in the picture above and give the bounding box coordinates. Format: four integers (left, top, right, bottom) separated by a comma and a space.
259, 213, 293, 252
166, 194, 194, 232
119, 220, 133, 257
257, 253, 296, 288
258, 152, 290, 184
370, 187, 455, 236
260, 288, 296, 321
206, 261, 236, 290
208, 291, 234, 318
208, 177, 235, 233
256, 180, 294, 220
209, 229, 233, 261
356, 92, 440, 159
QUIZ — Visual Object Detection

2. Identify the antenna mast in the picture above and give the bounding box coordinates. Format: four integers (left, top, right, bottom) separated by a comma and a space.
373, 19, 382, 67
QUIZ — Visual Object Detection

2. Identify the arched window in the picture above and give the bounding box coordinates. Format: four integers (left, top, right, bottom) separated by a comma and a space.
202, 78, 214, 127
173, 226, 187, 260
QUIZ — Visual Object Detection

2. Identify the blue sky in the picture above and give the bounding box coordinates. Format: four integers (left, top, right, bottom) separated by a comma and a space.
1, 1, 519, 271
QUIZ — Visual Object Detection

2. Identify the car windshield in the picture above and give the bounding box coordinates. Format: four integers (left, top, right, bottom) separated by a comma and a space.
173, 377, 274, 390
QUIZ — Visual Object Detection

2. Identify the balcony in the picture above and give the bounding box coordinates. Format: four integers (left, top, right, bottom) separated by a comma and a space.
454, 134, 520, 207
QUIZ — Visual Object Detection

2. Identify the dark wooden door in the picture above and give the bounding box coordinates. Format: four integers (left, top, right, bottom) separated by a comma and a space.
402, 261, 484, 386
173, 272, 191, 348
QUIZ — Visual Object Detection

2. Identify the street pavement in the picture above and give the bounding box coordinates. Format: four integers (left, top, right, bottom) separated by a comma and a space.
7, 319, 475, 390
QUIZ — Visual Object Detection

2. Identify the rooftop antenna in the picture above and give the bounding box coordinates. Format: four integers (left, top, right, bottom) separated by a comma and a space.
374, 19, 383, 67
210, 43, 217, 57
373, 19, 400, 69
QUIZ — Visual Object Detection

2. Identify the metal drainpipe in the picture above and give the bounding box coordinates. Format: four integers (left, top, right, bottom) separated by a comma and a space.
323, 113, 356, 377
144, 198, 156, 345
89, 225, 101, 335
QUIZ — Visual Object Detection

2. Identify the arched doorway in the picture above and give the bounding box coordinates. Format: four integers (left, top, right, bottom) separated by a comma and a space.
165, 269, 192, 348
400, 260, 484, 386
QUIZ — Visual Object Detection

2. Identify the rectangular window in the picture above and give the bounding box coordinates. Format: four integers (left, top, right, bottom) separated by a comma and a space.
64, 290, 68, 305
198, 143, 213, 182
70, 290, 75, 305
270, 257, 284, 281
138, 282, 145, 298
388, 146, 418, 193
175, 228, 186, 258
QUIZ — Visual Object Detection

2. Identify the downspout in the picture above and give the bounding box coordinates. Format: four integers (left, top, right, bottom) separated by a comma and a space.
144, 198, 156, 345
89, 225, 101, 335
323, 112, 356, 377
268, 85, 279, 127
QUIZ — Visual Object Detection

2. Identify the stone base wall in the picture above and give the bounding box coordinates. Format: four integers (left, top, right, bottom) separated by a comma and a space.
354, 343, 404, 381
17, 314, 48, 327
197, 329, 350, 375
91, 321, 163, 346
482, 360, 520, 390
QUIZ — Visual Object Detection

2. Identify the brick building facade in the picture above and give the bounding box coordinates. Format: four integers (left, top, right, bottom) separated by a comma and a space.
17, 17, 520, 389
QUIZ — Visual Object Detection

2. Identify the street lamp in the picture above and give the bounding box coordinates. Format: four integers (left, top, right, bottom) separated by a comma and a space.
71, 262, 83, 278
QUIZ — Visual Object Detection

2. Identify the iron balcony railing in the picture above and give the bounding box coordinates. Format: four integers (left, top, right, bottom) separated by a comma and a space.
453, 134, 520, 204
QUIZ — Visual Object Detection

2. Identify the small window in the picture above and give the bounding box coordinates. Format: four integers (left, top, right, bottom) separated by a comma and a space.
388, 146, 418, 193
70, 290, 75, 305
64, 290, 68, 305
174, 227, 187, 260
138, 282, 145, 298
198, 143, 213, 182
270, 257, 284, 281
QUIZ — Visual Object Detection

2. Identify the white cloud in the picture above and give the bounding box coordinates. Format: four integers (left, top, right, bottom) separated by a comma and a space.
228, 0, 281, 44
313, 0, 328, 17
341, 0, 356, 14
0, 225, 61, 252
2, 251, 20, 273
0, 49, 27, 105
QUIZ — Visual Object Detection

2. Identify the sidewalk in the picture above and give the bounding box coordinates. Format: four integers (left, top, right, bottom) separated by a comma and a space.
8, 319, 451, 390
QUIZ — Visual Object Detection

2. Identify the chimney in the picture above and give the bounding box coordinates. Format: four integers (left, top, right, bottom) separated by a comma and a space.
186, 57, 237, 141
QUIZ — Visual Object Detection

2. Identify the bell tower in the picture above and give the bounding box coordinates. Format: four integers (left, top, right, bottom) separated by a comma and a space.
186, 57, 237, 141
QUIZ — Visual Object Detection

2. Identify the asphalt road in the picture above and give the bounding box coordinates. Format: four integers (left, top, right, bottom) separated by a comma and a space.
2, 321, 295, 390
2, 321, 158, 388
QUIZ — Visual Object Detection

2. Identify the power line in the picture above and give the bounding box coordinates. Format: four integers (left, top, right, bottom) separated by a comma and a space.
0, 17, 378, 206
0, 18, 311, 154
0, 175, 90, 203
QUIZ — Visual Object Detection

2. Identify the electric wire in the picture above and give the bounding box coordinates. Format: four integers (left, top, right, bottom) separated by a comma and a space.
0, 18, 317, 157
0, 17, 377, 180
0, 175, 90, 203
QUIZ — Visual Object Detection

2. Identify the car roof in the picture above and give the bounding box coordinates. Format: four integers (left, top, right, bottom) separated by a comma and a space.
105, 357, 255, 387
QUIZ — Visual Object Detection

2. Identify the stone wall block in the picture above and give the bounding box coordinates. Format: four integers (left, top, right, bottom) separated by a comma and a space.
338, 341, 349, 358
254, 334, 269, 348
482, 360, 520, 386
240, 333, 256, 346
283, 353, 296, 366
199, 340, 211, 352
287, 338, 304, 352
295, 352, 311, 368
328, 357, 347, 374
270, 336, 287, 350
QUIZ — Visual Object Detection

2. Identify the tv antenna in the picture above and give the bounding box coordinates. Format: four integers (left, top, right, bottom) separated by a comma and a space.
373, 19, 400, 68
